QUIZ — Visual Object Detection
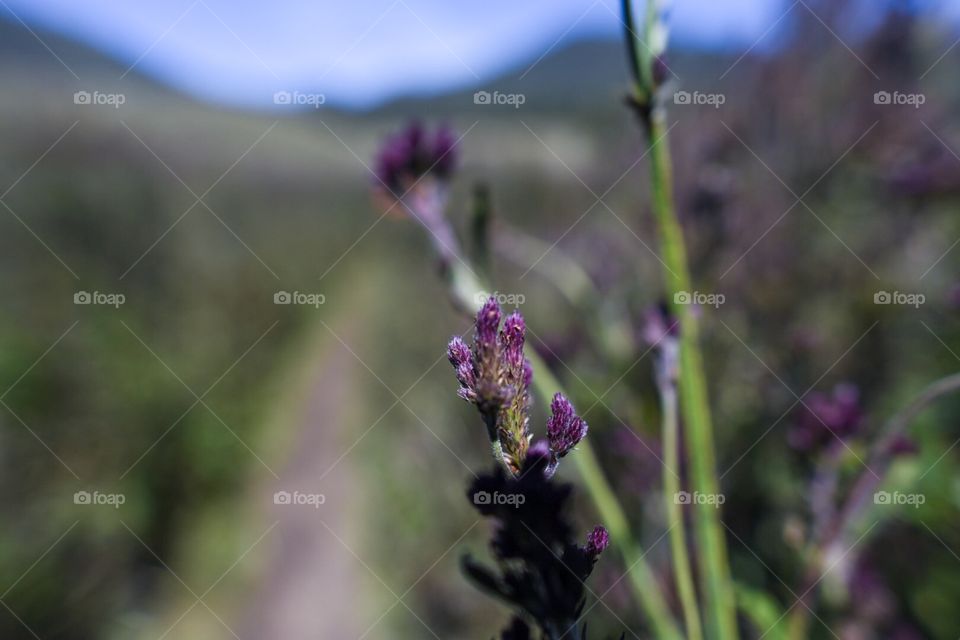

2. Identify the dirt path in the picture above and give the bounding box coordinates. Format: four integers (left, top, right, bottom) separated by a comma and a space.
236, 326, 370, 639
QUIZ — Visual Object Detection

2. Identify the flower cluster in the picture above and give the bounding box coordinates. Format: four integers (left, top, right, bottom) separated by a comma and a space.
448, 298, 534, 474
463, 443, 610, 639
449, 299, 609, 636
448, 298, 589, 476
374, 121, 457, 196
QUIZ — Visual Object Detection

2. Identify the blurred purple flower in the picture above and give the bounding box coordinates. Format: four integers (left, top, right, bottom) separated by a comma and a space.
789, 383, 864, 452
374, 121, 458, 196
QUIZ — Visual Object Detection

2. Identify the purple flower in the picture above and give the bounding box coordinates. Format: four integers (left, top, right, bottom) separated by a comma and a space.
500, 311, 526, 373
476, 297, 502, 357
448, 297, 532, 474
448, 301, 592, 478
584, 525, 610, 558
789, 383, 864, 452
374, 122, 458, 196
446, 336, 477, 403
547, 393, 588, 458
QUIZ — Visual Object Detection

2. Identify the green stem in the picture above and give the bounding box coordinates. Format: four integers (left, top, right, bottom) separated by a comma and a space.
617, 6, 737, 630
646, 107, 738, 640
661, 380, 705, 640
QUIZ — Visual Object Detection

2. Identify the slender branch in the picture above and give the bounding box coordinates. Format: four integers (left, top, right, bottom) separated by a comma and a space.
659, 358, 705, 640
621, 1, 739, 636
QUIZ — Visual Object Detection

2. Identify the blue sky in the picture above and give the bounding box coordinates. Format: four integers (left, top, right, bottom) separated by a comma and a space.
1, 0, 957, 108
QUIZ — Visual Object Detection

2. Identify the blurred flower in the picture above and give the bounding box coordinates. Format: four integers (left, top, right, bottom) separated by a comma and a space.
789, 383, 864, 452
373, 121, 462, 269
448, 297, 532, 474
463, 450, 609, 639
374, 121, 458, 196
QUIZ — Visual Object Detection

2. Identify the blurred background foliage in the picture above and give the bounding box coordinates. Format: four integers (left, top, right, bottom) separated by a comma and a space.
1, 2, 960, 639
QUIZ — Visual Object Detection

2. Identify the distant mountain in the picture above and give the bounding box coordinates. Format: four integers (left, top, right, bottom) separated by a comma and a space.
0, 13, 736, 117
0, 14, 128, 78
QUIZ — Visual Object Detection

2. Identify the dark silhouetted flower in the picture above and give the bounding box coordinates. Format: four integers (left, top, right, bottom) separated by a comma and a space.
789, 383, 864, 452
463, 450, 609, 639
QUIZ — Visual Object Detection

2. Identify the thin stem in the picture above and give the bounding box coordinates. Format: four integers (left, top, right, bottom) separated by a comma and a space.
620, 0, 738, 633
660, 374, 705, 640
647, 101, 738, 640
